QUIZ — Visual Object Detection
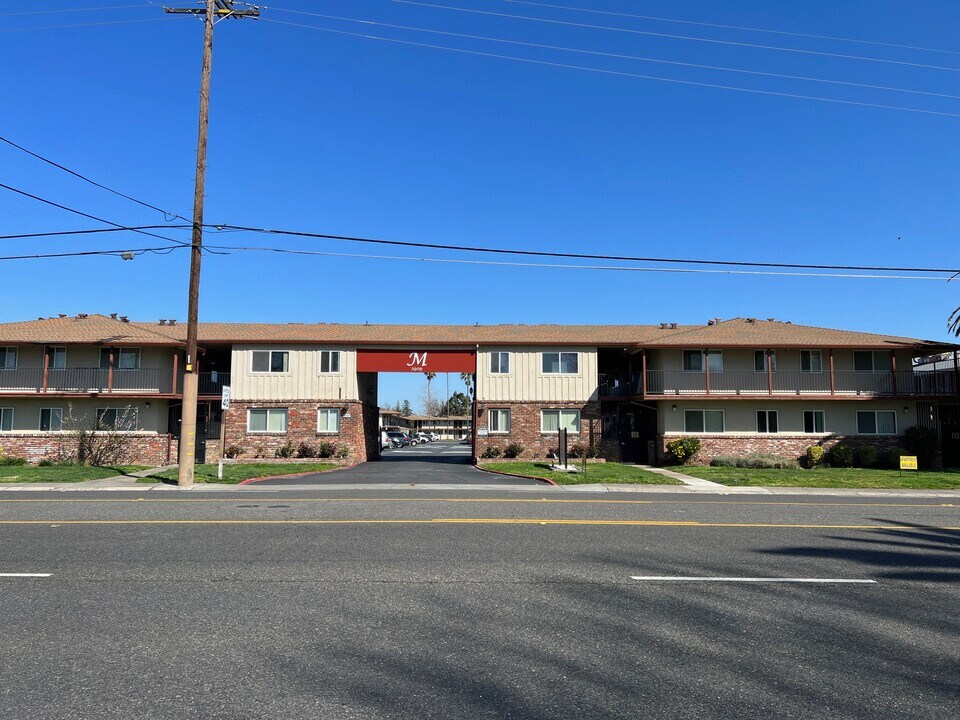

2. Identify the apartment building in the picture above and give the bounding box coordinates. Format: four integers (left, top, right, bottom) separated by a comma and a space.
1, 314, 957, 466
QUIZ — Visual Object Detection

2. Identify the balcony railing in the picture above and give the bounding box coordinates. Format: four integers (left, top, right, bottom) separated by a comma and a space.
0, 367, 180, 395
636, 369, 959, 398
598, 373, 629, 397
198, 371, 229, 396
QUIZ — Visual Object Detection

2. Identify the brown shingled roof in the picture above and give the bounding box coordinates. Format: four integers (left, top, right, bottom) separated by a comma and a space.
0, 314, 184, 346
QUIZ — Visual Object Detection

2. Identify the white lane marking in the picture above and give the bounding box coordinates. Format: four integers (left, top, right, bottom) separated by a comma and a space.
0, 573, 52, 578
630, 576, 876, 583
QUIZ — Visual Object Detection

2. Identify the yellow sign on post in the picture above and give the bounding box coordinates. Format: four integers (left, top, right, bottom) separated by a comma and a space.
900, 456, 918, 473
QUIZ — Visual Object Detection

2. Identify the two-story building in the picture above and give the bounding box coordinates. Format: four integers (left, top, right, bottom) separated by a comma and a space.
0, 314, 957, 466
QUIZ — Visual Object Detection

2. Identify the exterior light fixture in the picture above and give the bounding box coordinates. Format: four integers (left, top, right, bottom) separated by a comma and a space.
903, 406, 909, 414
671, 405, 678, 412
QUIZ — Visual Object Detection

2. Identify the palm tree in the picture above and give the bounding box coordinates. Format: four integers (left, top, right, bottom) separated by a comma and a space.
950, 306, 960, 337
424, 371, 437, 415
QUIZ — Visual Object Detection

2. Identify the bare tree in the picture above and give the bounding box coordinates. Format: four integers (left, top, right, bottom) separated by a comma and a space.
61, 403, 139, 466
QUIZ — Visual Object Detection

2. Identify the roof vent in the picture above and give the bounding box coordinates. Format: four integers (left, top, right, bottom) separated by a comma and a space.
767, 318, 776, 322
159, 319, 167, 326
120, 316, 129, 323
670, 323, 678, 329
110, 313, 118, 320
77, 313, 88, 319
746, 318, 756, 324
58, 314, 66, 319
659, 323, 668, 330
169, 319, 177, 326
707, 320, 715, 326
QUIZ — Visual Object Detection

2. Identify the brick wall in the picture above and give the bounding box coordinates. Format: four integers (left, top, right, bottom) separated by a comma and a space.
0, 433, 177, 465
660, 434, 904, 464
221, 400, 369, 463
475, 401, 601, 460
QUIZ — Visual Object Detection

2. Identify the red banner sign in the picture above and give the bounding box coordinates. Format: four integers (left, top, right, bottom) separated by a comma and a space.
356, 350, 476, 373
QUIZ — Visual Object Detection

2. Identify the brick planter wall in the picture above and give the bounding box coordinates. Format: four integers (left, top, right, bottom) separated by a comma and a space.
475, 401, 602, 461
660, 434, 905, 465
0, 433, 177, 465
222, 400, 370, 463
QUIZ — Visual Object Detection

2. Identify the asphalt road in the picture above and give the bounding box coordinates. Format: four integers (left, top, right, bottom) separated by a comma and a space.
255, 440, 542, 485
1, 491, 957, 719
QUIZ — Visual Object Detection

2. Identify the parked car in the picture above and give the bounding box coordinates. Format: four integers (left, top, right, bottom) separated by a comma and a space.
386, 431, 410, 447
414, 432, 432, 444
424, 432, 439, 441
380, 431, 392, 451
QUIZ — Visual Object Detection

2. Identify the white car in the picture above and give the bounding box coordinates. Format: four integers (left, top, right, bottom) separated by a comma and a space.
414, 432, 432, 444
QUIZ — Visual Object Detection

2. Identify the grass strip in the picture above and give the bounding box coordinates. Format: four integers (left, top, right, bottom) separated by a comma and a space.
669, 466, 960, 489
481, 461, 681, 485
141, 463, 341, 485
0, 465, 148, 483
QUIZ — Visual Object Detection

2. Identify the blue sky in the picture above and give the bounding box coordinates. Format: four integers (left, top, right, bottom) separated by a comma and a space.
1, 1, 958, 408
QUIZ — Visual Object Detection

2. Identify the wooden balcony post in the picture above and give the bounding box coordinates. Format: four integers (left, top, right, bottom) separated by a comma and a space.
829, 349, 835, 395
172, 352, 179, 395
41, 348, 50, 393
766, 349, 774, 395
107, 348, 114, 393
954, 351, 959, 396
704, 349, 711, 395
641, 350, 647, 398
890, 350, 898, 397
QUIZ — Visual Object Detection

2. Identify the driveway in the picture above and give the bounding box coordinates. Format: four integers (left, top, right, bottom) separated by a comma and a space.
253, 440, 543, 485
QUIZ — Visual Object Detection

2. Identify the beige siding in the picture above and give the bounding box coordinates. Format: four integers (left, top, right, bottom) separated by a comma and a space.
477, 346, 598, 402
231, 345, 356, 401
660, 400, 913, 437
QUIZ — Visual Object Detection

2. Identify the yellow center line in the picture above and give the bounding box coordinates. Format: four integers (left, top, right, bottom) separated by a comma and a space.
0, 518, 957, 529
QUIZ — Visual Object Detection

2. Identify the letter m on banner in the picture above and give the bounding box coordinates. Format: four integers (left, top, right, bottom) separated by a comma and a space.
407, 352, 428, 372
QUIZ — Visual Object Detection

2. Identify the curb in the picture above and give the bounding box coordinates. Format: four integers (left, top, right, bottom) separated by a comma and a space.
238, 464, 357, 485
476, 465, 557, 486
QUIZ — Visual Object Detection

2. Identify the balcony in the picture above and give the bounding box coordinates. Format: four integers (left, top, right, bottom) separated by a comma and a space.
0, 369, 230, 397
636, 369, 959, 398
598, 373, 630, 398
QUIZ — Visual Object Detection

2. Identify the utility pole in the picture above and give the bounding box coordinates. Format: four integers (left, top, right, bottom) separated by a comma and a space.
165, 1, 259, 487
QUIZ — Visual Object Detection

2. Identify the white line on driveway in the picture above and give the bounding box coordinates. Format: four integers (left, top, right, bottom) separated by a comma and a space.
0, 573, 51, 578
630, 576, 877, 583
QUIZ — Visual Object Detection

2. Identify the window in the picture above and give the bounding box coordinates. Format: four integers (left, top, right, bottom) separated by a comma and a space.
251, 350, 289, 373
682, 350, 722, 372
317, 408, 340, 433
542, 352, 578, 374
40, 408, 63, 432
541, 409, 581, 433
857, 411, 897, 435
99, 347, 140, 370
490, 352, 510, 374
756, 410, 779, 433
248, 408, 288, 433
96, 408, 138, 431
754, 351, 776, 373
489, 408, 510, 433
801, 350, 823, 373
684, 409, 724, 433
803, 410, 825, 434
0, 347, 17, 369
319, 351, 340, 374
0, 408, 12, 432
49, 347, 66, 369
854, 350, 892, 373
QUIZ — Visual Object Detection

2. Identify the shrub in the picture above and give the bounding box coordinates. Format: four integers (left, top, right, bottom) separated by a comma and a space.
586, 445, 600, 459
318, 442, 336, 459
806, 445, 825, 468
903, 426, 938, 468
734, 453, 798, 469
335, 445, 349, 459
253, 444, 268, 459
37, 459, 53, 467
274, 441, 296, 459
856, 445, 878, 468
710, 455, 737, 467
665, 436, 701, 464
0, 456, 27, 466
569, 443, 586, 459
884, 447, 909, 469
503, 443, 524, 459
829, 443, 854, 468
481, 446, 502, 459
296, 442, 317, 459
224, 444, 243, 459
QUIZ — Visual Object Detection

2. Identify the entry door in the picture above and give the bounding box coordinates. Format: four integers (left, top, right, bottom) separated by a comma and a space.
943, 423, 960, 469
619, 409, 643, 463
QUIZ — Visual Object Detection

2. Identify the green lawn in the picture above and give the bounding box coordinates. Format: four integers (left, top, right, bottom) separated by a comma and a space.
480, 461, 681, 485
0, 465, 147, 483
670, 465, 960, 490
142, 463, 341, 485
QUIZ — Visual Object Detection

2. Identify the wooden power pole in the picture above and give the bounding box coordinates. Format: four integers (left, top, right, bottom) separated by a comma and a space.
165, 1, 259, 487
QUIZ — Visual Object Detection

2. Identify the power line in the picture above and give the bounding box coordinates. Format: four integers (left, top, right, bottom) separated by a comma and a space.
208, 224, 960, 274
0, 134, 190, 221
390, 1, 960, 74
0, 181, 191, 246
262, 19, 960, 118
503, 0, 960, 57
0, 18, 166, 32
201, 244, 954, 282
0, 245, 187, 262
267, 7, 960, 101
0, 225, 191, 241
0, 3, 153, 16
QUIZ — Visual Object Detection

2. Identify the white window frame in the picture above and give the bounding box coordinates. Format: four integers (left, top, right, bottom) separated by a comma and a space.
488, 408, 511, 433
756, 410, 779, 434
754, 350, 776, 373
318, 350, 341, 375
96, 407, 138, 431
247, 407, 289, 433
800, 350, 823, 374
0, 347, 18, 370
803, 410, 826, 434
0, 407, 12, 432
251, 350, 290, 374
856, 410, 897, 435
682, 350, 723, 373
541, 352, 579, 375
39, 407, 63, 432
541, 409, 581, 434
490, 352, 510, 374
317, 407, 341, 433
99, 347, 141, 371
683, 409, 725, 433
